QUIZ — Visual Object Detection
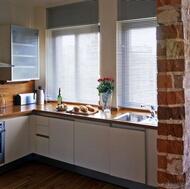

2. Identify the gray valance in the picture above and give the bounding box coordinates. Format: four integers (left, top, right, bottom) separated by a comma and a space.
118, 0, 156, 21
47, 0, 99, 29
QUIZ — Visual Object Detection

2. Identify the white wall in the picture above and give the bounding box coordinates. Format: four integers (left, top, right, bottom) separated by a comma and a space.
34, 6, 46, 91
0, 0, 118, 106
0, 0, 34, 27
34, 0, 118, 107
99, 0, 117, 107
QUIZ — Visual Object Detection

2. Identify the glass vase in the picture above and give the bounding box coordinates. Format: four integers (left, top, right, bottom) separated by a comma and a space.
100, 92, 112, 113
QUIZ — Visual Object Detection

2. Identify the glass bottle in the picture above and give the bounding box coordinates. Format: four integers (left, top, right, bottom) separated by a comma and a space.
57, 88, 62, 105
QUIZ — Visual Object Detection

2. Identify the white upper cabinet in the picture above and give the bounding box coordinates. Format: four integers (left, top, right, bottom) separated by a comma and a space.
0, 25, 39, 81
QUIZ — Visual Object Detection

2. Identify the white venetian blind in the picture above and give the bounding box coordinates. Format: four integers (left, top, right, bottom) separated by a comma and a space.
46, 25, 99, 104
117, 19, 157, 108
46, 1, 99, 104
117, 0, 157, 109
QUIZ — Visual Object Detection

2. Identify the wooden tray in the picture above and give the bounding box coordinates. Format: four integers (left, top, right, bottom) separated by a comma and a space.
66, 109, 99, 115
56, 107, 67, 111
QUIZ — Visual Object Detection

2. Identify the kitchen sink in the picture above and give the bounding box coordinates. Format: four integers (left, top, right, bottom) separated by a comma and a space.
114, 112, 150, 122
114, 112, 158, 125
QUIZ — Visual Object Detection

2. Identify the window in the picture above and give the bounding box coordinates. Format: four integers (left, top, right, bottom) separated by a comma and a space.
117, 19, 157, 108
46, 25, 99, 104
46, 1, 99, 104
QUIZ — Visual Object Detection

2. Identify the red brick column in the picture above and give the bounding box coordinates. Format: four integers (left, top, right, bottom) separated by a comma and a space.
182, 0, 190, 187
156, 0, 190, 188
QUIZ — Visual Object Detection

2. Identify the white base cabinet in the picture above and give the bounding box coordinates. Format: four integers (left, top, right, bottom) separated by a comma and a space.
3, 114, 156, 187
74, 120, 109, 174
35, 115, 49, 157
29, 115, 36, 153
146, 129, 157, 187
5, 116, 30, 164
49, 118, 74, 164
110, 125, 146, 184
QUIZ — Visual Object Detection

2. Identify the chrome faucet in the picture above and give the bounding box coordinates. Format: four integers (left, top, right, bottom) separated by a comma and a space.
141, 105, 156, 118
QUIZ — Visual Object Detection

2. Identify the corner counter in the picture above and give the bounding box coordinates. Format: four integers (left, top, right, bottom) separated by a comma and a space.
0, 103, 157, 129
0, 103, 158, 188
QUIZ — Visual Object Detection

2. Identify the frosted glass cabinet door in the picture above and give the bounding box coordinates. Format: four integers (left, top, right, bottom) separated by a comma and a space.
0, 25, 39, 81
12, 25, 39, 80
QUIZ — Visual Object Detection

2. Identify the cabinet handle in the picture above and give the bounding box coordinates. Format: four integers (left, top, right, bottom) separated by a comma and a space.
36, 134, 49, 139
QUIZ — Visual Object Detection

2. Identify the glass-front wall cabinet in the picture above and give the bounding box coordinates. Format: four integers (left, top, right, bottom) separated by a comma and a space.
0, 25, 39, 81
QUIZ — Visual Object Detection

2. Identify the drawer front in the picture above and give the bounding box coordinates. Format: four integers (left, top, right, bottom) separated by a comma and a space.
35, 135, 49, 157
36, 115, 49, 126
36, 124, 49, 136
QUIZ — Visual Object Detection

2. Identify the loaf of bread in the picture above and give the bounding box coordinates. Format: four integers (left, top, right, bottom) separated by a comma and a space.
57, 104, 62, 108
73, 106, 79, 112
86, 105, 95, 112
63, 103, 68, 109
79, 105, 88, 113
58, 103, 68, 109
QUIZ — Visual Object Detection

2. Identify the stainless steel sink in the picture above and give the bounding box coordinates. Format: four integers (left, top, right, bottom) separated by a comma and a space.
139, 117, 158, 125
114, 112, 158, 125
114, 112, 150, 122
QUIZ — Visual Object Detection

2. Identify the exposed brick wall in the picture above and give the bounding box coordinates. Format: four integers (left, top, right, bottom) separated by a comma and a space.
156, 0, 190, 188
182, 0, 190, 187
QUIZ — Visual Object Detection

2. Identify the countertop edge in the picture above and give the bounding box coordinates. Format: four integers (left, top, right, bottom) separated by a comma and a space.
0, 104, 158, 130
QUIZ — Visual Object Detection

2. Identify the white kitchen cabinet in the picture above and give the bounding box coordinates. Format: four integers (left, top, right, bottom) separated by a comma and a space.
29, 115, 36, 153
0, 25, 39, 81
146, 129, 157, 187
49, 118, 74, 164
110, 125, 146, 184
35, 115, 49, 157
74, 119, 109, 174
5, 116, 30, 164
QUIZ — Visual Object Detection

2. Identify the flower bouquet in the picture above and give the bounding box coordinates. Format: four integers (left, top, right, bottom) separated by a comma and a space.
97, 78, 114, 112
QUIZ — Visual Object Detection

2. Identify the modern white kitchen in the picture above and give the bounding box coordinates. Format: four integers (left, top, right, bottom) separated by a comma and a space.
0, 0, 170, 188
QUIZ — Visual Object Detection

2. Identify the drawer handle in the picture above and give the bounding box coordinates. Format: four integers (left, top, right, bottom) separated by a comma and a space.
36, 134, 49, 139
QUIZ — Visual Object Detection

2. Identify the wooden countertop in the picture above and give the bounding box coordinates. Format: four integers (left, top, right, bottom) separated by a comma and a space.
0, 103, 158, 130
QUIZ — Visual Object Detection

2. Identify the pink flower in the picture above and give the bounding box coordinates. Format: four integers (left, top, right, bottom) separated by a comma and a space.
97, 77, 114, 94
104, 78, 114, 82
98, 78, 104, 82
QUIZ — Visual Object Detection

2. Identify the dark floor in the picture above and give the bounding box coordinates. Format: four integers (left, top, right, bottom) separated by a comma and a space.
0, 161, 126, 189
